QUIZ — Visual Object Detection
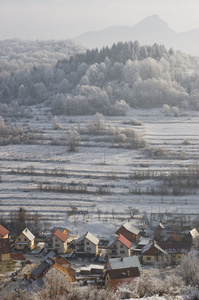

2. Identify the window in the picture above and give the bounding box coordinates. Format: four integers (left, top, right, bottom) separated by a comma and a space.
86, 241, 89, 245
86, 247, 91, 251
24, 238, 27, 241
55, 238, 58, 242
120, 250, 125, 254
18, 238, 21, 241
120, 245, 123, 248
55, 244, 60, 248
146, 257, 151, 260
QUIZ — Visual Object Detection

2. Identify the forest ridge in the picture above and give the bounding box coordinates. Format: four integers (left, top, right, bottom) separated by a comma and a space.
0, 40, 199, 117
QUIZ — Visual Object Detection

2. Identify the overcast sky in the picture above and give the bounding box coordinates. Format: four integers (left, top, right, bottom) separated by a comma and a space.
1, 0, 199, 40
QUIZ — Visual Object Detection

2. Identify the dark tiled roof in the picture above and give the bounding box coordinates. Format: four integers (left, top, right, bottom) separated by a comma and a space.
31, 262, 49, 279
107, 266, 140, 280
159, 243, 191, 254
40, 250, 56, 262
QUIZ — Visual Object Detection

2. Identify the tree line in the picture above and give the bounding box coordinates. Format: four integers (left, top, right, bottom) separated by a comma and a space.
0, 40, 199, 116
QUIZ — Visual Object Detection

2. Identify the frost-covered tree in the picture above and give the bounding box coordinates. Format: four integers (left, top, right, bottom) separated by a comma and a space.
172, 106, 179, 116
58, 78, 69, 94
67, 127, 80, 152
163, 104, 171, 116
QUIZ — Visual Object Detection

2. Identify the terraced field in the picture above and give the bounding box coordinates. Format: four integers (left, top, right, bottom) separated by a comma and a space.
0, 107, 199, 233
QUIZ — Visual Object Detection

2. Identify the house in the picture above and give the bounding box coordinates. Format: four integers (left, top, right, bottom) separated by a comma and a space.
31, 253, 75, 282
31, 262, 50, 280
0, 238, 11, 261
190, 228, 199, 239
154, 223, 192, 243
44, 229, 68, 254
52, 262, 74, 282
80, 264, 104, 275
153, 222, 166, 241
158, 243, 191, 263
142, 240, 169, 264
131, 236, 151, 256
107, 234, 132, 258
54, 255, 76, 280
0, 224, 9, 239
15, 228, 35, 250
75, 232, 99, 257
116, 222, 140, 243
51, 227, 68, 236
105, 267, 140, 291
105, 256, 142, 273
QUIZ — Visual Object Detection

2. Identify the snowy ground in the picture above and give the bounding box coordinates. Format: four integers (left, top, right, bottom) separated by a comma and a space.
0, 107, 199, 237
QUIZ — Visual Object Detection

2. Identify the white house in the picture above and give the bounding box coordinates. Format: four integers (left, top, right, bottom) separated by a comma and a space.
75, 232, 99, 257
15, 228, 35, 250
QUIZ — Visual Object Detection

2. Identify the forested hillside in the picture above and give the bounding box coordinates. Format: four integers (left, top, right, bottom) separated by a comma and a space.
0, 40, 199, 117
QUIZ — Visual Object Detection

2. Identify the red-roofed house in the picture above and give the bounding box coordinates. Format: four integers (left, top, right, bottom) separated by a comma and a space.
44, 229, 68, 254
0, 224, 10, 239
107, 234, 132, 258
116, 222, 140, 243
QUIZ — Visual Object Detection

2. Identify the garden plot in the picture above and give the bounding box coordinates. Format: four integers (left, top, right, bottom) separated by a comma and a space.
0, 107, 199, 234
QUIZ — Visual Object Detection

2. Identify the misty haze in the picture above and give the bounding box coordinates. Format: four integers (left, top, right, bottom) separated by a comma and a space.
1, 1, 199, 299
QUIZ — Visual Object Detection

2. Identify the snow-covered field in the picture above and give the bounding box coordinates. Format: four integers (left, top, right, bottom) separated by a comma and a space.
0, 107, 199, 236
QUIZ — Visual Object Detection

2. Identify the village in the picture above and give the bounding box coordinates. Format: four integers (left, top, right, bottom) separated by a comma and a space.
0, 212, 197, 297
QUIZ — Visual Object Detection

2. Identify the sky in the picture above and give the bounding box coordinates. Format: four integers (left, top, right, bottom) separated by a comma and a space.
1, 0, 199, 40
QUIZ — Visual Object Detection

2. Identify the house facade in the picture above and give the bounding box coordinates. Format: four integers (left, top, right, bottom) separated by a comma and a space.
55, 255, 76, 280
158, 243, 191, 263
15, 228, 35, 250
75, 232, 99, 257
44, 229, 68, 253
142, 240, 169, 264
116, 222, 140, 243
0, 238, 11, 261
107, 234, 131, 258
105, 267, 140, 291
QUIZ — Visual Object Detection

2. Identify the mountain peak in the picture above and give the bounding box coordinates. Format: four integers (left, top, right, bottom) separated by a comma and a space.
134, 14, 169, 30
75, 15, 199, 55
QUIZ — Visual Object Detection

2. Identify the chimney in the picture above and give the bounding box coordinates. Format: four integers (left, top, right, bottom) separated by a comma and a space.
120, 257, 123, 262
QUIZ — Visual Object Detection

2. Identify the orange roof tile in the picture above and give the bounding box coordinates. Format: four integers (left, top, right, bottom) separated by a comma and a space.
52, 263, 73, 282
118, 234, 132, 249
0, 224, 9, 237
56, 255, 71, 266
54, 229, 68, 242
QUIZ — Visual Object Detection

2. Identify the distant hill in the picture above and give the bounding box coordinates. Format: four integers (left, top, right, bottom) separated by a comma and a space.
75, 14, 199, 56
